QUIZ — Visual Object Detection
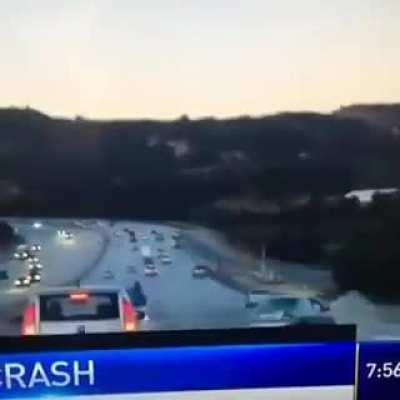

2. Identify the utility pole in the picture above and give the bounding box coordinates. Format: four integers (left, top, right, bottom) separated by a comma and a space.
260, 244, 268, 280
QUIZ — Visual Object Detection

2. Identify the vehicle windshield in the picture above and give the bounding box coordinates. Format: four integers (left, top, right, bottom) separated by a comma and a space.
40, 293, 119, 321
257, 298, 302, 314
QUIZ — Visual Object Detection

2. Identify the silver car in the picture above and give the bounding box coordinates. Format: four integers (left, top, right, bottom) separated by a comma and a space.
21, 286, 142, 336
249, 295, 334, 327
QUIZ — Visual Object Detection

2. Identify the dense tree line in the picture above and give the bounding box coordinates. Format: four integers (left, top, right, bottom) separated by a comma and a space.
2, 106, 400, 299
1, 107, 400, 219
333, 195, 400, 300
0, 221, 19, 252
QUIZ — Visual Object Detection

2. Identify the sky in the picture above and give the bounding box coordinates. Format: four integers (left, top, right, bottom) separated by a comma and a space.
0, 0, 399, 120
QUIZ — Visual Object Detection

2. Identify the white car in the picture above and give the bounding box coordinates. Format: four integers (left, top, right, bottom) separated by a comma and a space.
13, 251, 29, 260
14, 276, 31, 288
28, 255, 40, 264
171, 230, 182, 239
192, 265, 209, 278
30, 244, 41, 252
144, 265, 159, 277
28, 271, 41, 283
21, 286, 142, 336
28, 262, 43, 270
248, 295, 334, 327
160, 255, 172, 265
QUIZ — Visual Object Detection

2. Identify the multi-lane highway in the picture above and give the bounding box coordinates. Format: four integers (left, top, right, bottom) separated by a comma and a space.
0, 219, 254, 334
80, 221, 250, 331
1, 218, 400, 340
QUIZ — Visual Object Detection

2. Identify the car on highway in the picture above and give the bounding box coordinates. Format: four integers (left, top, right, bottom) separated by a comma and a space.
160, 255, 172, 265
154, 233, 164, 242
28, 270, 41, 283
248, 295, 334, 327
21, 286, 142, 335
130, 235, 137, 243
28, 262, 43, 270
192, 265, 209, 278
245, 290, 270, 308
13, 250, 29, 260
30, 244, 41, 252
127, 281, 147, 317
144, 265, 159, 277
171, 230, 182, 239
0, 270, 9, 281
143, 256, 155, 267
126, 265, 137, 273
14, 276, 31, 288
171, 239, 181, 249
28, 255, 40, 264
102, 270, 114, 280
29, 264, 42, 273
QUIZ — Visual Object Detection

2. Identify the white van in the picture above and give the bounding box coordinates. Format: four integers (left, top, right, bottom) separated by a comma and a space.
22, 286, 142, 336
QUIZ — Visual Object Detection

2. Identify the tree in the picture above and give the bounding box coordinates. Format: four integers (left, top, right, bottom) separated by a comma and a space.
0, 221, 17, 251
333, 198, 400, 300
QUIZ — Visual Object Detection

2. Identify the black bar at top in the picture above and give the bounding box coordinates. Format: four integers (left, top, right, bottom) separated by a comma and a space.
0, 325, 356, 354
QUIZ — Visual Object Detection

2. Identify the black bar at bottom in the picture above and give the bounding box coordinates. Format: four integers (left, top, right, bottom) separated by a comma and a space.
0, 325, 356, 354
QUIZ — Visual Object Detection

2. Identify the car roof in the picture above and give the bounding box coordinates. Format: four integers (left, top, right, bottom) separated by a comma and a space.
249, 291, 313, 300
33, 285, 124, 296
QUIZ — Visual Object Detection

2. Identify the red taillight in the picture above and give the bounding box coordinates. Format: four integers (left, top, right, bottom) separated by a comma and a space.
122, 299, 137, 332
70, 292, 89, 303
22, 304, 37, 336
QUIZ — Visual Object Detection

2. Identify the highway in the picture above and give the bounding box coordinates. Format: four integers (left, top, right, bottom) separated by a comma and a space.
0, 219, 252, 334
1, 218, 400, 340
80, 221, 250, 330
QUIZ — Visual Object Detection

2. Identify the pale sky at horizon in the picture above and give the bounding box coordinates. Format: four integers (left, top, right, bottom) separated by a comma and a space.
1, 0, 399, 120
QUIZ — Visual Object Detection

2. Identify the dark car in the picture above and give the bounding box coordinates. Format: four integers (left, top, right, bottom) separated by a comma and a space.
143, 257, 155, 267
127, 282, 147, 308
0, 270, 9, 281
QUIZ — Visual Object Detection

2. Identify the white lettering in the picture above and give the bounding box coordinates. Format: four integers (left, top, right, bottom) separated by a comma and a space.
51, 361, 71, 387
5, 363, 26, 389
28, 362, 51, 388
73, 360, 95, 386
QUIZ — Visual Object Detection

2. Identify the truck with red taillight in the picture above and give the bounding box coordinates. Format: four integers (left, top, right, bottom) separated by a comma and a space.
21, 286, 143, 336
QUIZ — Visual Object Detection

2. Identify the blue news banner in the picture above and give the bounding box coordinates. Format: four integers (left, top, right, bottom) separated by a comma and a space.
358, 342, 400, 400
0, 343, 355, 398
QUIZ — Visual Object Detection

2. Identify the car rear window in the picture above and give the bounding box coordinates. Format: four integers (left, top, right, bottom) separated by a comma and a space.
39, 293, 119, 321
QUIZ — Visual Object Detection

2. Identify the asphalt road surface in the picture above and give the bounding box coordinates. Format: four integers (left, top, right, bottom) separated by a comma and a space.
2, 218, 400, 340
0, 219, 252, 335
80, 221, 251, 330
